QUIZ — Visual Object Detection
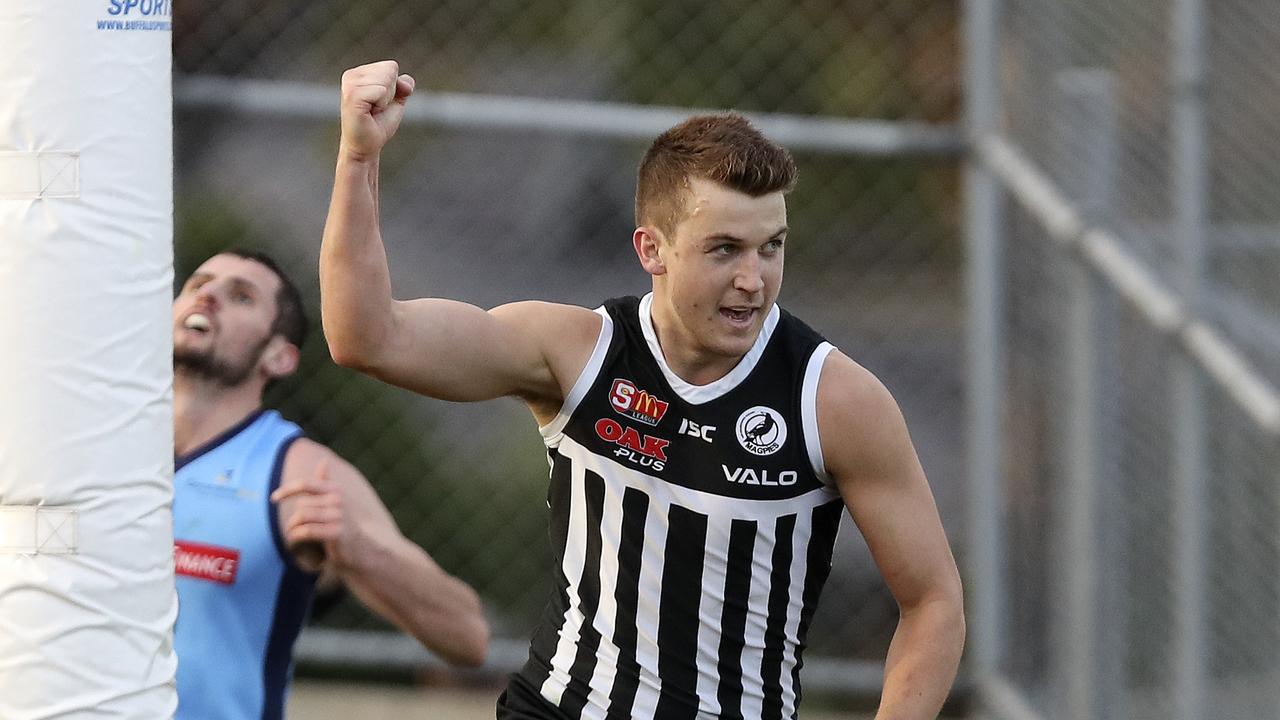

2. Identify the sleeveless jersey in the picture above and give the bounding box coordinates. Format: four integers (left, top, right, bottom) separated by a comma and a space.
515, 294, 844, 720
173, 410, 316, 720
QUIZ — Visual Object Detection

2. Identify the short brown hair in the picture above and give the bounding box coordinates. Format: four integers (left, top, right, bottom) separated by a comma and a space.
635, 113, 797, 238
223, 248, 309, 349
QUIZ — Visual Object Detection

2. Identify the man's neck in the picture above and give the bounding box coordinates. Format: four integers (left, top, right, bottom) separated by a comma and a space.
648, 295, 742, 386
174, 374, 265, 456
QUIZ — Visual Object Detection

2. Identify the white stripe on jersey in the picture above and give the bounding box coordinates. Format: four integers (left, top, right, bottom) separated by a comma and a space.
693, 520, 731, 717
630, 495, 666, 719
780, 505, 816, 717
801, 341, 836, 485
540, 307, 613, 445
738, 517, 778, 720
541, 459, 591, 705
582, 477, 627, 719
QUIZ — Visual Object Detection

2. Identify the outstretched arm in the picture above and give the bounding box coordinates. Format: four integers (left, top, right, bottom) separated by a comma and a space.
818, 352, 965, 719
320, 60, 598, 406
273, 439, 489, 666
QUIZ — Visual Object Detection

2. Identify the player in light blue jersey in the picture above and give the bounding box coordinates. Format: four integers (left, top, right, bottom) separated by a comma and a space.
172, 250, 489, 720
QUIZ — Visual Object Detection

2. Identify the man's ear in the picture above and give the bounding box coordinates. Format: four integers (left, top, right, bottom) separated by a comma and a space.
260, 336, 300, 380
633, 226, 667, 276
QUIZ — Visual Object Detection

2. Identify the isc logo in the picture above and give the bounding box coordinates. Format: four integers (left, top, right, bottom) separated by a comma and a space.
609, 379, 669, 426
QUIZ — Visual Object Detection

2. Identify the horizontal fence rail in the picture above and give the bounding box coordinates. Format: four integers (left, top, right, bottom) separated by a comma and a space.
175, 76, 964, 157
294, 628, 975, 701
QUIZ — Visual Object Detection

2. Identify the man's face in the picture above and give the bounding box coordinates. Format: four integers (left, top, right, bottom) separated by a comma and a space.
654, 176, 787, 359
173, 254, 282, 387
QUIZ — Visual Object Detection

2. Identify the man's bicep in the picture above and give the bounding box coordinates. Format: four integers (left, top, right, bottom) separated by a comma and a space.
818, 356, 960, 606
839, 457, 957, 607
366, 298, 590, 402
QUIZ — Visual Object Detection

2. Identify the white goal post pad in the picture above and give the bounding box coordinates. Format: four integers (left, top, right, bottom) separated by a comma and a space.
0, 1, 177, 718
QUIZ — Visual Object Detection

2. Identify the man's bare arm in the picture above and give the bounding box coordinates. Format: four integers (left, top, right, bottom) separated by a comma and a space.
320, 61, 406, 372
320, 60, 598, 404
818, 352, 965, 719
273, 440, 490, 666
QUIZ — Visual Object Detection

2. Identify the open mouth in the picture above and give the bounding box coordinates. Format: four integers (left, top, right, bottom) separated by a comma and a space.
183, 313, 212, 334
721, 307, 756, 326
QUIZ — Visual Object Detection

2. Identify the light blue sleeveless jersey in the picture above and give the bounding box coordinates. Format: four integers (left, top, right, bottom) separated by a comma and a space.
173, 410, 316, 720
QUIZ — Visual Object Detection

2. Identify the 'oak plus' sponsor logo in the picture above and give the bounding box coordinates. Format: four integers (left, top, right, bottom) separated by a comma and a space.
595, 417, 669, 472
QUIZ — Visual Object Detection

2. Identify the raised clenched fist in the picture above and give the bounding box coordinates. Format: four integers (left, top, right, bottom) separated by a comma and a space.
339, 60, 415, 160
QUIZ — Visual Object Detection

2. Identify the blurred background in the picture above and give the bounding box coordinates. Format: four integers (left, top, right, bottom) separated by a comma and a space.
168, 1, 1279, 718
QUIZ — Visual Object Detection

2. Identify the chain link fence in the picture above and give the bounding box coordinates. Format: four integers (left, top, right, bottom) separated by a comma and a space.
171, 0, 968, 700
173, 0, 959, 118
171, 0, 1280, 713
977, 0, 1280, 718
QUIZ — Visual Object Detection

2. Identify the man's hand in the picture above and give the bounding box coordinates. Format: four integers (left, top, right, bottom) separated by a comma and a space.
339, 60, 415, 161
271, 458, 352, 574
272, 443, 490, 665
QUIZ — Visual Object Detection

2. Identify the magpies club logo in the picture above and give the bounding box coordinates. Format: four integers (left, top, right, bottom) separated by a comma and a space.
735, 406, 787, 456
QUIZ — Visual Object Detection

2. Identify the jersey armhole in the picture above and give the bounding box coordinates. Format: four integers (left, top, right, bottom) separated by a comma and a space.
267, 433, 317, 575
801, 342, 836, 487
538, 307, 613, 446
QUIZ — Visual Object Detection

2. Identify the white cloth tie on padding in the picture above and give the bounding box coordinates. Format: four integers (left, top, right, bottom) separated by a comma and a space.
0, 151, 80, 199
0, 506, 77, 554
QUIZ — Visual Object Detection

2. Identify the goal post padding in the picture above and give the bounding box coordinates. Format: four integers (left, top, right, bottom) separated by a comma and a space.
0, 2, 177, 717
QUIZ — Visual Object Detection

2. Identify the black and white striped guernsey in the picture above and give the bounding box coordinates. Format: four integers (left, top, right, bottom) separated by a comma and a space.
514, 293, 844, 720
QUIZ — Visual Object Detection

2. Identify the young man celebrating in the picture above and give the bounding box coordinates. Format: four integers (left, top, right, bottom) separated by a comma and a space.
172, 249, 489, 720
321, 61, 964, 719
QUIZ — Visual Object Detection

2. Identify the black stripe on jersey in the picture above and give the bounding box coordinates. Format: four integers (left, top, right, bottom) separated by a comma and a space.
789, 500, 844, 709
761, 513, 798, 720
525, 453, 575, 690
262, 434, 315, 720
654, 505, 709, 719
716, 518, 759, 720
558, 470, 607, 717
606, 487, 650, 720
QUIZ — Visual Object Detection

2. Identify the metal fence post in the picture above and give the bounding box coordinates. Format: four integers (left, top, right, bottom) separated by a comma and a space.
1052, 68, 1119, 720
1171, 0, 1208, 717
964, 0, 1006, 706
